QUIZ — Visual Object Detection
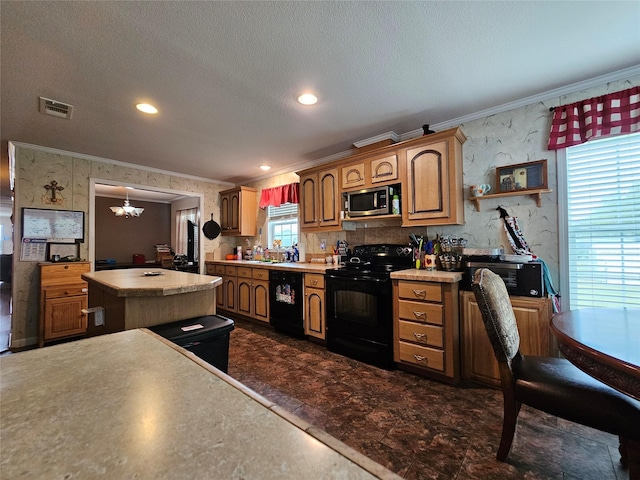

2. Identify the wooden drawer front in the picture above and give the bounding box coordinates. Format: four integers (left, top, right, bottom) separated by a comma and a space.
237, 267, 253, 278
224, 266, 237, 276
398, 341, 444, 372
213, 264, 226, 275
41, 262, 90, 285
44, 283, 88, 299
397, 281, 442, 302
252, 269, 269, 281
305, 274, 325, 289
398, 300, 443, 325
398, 320, 443, 348
371, 155, 398, 183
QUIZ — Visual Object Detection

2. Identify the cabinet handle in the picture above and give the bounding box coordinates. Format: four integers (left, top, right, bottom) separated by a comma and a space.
64, 265, 69, 269
311, 279, 318, 286
413, 354, 428, 364
412, 289, 426, 298
413, 311, 426, 320
413, 332, 427, 342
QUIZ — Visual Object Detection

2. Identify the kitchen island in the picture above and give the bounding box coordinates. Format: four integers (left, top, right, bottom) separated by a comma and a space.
82, 268, 222, 335
0, 329, 399, 479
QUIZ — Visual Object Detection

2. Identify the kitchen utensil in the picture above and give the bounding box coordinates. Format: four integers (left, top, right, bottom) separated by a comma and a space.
202, 214, 221, 240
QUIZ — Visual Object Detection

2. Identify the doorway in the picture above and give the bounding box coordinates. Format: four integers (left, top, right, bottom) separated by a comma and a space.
91, 180, 204, 272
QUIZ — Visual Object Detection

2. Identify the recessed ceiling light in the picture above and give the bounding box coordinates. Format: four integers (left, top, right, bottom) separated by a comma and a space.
260, 165, 272, 171
297, 93, 318, 105
136, 103, 158, 114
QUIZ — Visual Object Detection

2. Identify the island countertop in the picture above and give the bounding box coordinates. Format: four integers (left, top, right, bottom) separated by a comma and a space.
0, 329, 399, 480
82, 268, 222, 297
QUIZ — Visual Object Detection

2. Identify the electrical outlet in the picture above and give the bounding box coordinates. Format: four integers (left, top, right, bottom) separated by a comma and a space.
320, 239, 326, 250
95, 309, 105, 326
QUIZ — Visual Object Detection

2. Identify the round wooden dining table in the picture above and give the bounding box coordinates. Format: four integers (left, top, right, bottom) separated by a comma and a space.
551, 307, 640, 401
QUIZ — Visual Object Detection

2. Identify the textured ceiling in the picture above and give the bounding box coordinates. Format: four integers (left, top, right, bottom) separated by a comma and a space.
2, 1, 639, 192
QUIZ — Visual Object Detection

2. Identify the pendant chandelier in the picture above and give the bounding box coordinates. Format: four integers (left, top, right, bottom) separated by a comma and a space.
110, 193, 144, 218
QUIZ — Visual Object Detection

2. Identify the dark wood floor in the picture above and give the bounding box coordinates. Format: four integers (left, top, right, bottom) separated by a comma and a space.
227, 317, 629, 480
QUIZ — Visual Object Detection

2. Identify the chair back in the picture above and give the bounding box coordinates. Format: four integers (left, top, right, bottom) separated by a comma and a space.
471, 268, 520, 363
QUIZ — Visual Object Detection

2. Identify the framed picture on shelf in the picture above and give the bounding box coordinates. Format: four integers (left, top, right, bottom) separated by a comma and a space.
496, 159, 548, 193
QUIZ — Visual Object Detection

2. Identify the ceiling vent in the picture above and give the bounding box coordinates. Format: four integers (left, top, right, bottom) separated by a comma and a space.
39, 97, 73, 119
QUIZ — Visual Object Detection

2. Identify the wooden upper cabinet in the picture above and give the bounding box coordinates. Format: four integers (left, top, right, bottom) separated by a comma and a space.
401, 127, 466, 226
299, 168, 340, 232
220, 186, 257, 236
370, 155, 398, 184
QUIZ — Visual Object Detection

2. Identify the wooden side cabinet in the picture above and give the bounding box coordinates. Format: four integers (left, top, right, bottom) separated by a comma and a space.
39, 262, 91, 347
220, 186, 257, 236
304, 273, 325, 340
392, 279, 460, 383
460, 290, 555, 387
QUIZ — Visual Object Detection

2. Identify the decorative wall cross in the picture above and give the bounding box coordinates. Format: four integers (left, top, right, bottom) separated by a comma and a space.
44, 180, 65, 204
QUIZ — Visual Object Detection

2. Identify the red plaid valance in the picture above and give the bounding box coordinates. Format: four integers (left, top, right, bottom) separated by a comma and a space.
259, 182, 299, 208
547, 86, 640, 150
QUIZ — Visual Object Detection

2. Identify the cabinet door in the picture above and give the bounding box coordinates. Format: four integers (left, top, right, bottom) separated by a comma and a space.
230, 191, 240, 231
220, 193, 231, 231
252, 279, 270, 323
237, 278, 252, 317
305, 287, 325, 339
44, 295, 88, 341
371, 155, 398, 184
460, 291, 553, 387
404, 140, 450, 221
224, 277, 237, 313
341, 163, 365, 189
319, 168, 339, 227
300, 173, 318, 229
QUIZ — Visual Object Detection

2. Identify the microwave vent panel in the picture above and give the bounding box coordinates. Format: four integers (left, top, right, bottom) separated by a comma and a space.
39, 97, 73, 119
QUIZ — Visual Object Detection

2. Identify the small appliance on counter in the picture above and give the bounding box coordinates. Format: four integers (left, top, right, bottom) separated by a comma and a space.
461, 247, 544, 297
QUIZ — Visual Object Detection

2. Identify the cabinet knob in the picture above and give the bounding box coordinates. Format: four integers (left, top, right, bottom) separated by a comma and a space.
64, 265, 69, 269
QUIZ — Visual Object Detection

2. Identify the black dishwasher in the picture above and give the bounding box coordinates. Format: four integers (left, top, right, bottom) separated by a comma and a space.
269, 270, 304, 337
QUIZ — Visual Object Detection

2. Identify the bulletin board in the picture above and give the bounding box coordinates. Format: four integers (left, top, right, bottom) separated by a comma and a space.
22, 208, 85, 243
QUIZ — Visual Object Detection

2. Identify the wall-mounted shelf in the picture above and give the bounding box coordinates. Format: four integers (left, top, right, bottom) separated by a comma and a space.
469, 188, 552, 211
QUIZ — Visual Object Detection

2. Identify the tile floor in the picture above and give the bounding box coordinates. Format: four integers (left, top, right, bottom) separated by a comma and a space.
228, 318, 629, 480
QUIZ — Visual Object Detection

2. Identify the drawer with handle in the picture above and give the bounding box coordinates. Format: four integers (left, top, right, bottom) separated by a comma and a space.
305, 274, 325, 289
397, 281, 441, 302
398, 300, 443, 325
397, 320, 443, 348
44, 283, 88, 299
398, 341, 444, 372
252, 269, 269, 281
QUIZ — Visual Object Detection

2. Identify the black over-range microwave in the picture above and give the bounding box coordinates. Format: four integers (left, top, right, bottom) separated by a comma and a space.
346, 185, 399, 217
464, 261, 545, 297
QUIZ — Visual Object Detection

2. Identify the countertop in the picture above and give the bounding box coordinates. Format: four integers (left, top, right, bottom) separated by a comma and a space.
390, 269, 463, 283
207, 260, 464, 282
0, 329, 399, 479
207, 259, 341, 273
82, 268, 222, 297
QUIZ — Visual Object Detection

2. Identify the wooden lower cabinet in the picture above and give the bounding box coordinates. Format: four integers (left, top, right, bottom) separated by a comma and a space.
304, 273, 325, 340
460, 290, 555, 387
39, 262, 91, 347
393, 279, 460, 383
237, 267, 269, 323
207, 263, 268, 323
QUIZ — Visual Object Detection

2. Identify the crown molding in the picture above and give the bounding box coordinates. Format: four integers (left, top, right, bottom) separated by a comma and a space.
8, 141, 234, 187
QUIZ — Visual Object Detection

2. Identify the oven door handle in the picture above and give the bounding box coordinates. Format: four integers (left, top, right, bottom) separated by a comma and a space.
325, 274, 388, 283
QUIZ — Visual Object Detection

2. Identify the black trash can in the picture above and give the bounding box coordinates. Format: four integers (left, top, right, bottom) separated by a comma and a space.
149, 315, 234, 373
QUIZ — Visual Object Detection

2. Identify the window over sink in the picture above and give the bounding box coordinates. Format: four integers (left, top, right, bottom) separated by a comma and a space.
267, 203, 298, 249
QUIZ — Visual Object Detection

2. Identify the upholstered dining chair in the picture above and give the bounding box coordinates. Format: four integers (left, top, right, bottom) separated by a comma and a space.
471, 268, 640, 475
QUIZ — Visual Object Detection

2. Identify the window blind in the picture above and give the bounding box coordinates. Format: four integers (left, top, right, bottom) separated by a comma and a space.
268, 203, 298, 219
565, 131, 640, 308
